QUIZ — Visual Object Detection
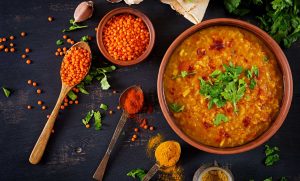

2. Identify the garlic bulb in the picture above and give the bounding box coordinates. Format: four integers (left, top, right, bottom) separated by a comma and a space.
124, 0, 143, 5
74, 1, 94, 23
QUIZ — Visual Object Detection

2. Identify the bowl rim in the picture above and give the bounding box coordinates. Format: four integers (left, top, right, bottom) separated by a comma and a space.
157, 18, 293, 154
96, 7, 155, 66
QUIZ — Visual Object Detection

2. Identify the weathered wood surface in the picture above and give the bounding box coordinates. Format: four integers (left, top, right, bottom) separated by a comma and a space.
0, 0, 299, 180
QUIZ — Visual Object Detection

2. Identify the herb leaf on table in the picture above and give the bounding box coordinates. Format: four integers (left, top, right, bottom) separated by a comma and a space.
127, 169, 146, 181
93, 111, 102, 130
224, 0, 300, 48
2, 87, 11, 97
264, 144, 280, 166
62, 19, 88, 32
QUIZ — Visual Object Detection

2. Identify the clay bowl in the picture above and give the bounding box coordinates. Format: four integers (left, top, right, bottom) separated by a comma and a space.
96, 7, 155, 66
157, 18, 293, 154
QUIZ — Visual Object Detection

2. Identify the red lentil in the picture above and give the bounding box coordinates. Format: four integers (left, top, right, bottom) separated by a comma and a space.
32, 82, 37, 87
21, 32, 26, 37
103, 14, 150, 61
42, 106, 47, 110
27, 80, 32, 85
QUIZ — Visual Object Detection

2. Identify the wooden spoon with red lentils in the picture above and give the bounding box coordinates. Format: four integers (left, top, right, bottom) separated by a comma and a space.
29, 41, 91, 164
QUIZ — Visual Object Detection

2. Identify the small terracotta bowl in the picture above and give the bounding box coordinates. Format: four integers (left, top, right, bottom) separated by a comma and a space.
96, 7, 155, 66
157, 18, 293, 154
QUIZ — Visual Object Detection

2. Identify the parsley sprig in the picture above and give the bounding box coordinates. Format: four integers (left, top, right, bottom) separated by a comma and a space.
63, 19, 88, 32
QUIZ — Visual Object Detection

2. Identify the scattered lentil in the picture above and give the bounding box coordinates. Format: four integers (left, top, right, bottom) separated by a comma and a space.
42, 106, 47, 110
37, 100, 43, 105
36, 89, 42, 94
27, 105, 32, 109
26, 59, 31, 64
21, 32, 26, 37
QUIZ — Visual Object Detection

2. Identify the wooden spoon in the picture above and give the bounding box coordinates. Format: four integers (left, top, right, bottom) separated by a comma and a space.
142, 141, 181, 181
93, 85, 144, 181
29, 41, 91, 165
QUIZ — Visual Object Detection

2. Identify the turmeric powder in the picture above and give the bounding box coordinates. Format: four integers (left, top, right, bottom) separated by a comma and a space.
155, 141, 181, 167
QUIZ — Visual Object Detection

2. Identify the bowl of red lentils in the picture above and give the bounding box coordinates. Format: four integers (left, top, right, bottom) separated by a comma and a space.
96, 7, 155, 66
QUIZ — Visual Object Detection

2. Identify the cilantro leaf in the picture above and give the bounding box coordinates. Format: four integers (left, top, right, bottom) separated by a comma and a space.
213, 113, 228, 126
224, 0, 241, 13
2, 87, 11, 97
56, 39, 64, 45
280, 177, 288, 181
210, 70, 222, 77
62, 19, 88, 32
93, 111, 102, 130
82, 110, 94, 125
127, 169, 146, 181
265, 145, 280, 156
264, 145, 280, 166
169, 103, 184, 113
81, 35, 89, 42
172, 71, 196, 79
100, 76, 110, 90
67, 90, 77, 101
100, 103, 108, 111
265, 154, 280, 166
264, 177, 272, 181
249, 79, 256, 89
77, 83, 89, 94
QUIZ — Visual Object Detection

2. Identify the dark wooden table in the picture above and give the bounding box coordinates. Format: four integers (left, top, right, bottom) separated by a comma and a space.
0, 0, 299, 180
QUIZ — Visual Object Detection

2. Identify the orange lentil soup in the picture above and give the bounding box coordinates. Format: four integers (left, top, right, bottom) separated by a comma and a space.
163, 26, 283, 147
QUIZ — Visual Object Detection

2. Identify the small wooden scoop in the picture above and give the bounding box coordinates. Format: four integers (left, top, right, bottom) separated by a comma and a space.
93, 85, 144, 181
29, 41, 91, 164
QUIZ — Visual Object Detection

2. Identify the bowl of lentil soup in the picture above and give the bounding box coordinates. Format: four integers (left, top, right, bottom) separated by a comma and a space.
157, 18, 293, 154
96, 7, 155, 66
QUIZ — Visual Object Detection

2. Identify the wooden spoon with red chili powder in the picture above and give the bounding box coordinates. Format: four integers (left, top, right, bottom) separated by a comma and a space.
93, 85, 144, 181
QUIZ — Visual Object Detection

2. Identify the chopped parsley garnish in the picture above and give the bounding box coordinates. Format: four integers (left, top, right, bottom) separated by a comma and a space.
169, 103, 184, 113
2, 87, 11, 97
213, 113, 228, 126
264, 144, 280, 166
172, 71, 196, 79
249, 79, 257, 89
199, 63, 247, 112
67, 90, 77, 100
127, 168, 146, 181
56, 39, 64, 45
100, 103, 108, 111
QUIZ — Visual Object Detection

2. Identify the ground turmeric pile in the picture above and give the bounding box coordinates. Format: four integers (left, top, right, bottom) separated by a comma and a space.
146, 135, 184, 181
201, 169, 229, 181
155, 141, 181, 167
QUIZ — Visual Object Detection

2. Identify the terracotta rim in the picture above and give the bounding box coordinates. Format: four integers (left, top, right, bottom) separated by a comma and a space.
96, 7, 155, 66
157, 18, 293, 154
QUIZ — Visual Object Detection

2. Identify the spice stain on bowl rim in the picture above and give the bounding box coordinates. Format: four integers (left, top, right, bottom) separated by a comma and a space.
96, 7, 155, 66
157, 18, 293, 154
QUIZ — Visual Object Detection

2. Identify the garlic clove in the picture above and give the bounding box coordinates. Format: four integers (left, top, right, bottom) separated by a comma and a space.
74, 1, 94, 23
